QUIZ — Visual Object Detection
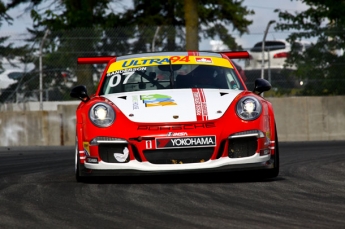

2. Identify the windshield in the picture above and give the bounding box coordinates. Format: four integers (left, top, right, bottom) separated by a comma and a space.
101, 64, 244, 95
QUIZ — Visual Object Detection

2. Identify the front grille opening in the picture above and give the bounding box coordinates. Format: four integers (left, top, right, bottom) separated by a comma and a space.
98, 144, 130, 163
131, 144, 142, 162
143, 147, 214, 164
228, 137, 257, 158
216, 140, 226, 159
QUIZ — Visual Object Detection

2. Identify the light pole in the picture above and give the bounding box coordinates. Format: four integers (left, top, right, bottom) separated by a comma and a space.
261, 20, 276, 80
268, 48, 271, 84
152, 26, 160, 52
39, 29, 50, 111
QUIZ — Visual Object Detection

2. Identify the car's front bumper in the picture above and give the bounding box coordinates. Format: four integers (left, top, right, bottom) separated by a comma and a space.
81, 153, 273, 176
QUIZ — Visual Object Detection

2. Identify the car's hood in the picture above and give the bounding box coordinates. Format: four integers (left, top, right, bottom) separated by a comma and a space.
102, 89, 242, 123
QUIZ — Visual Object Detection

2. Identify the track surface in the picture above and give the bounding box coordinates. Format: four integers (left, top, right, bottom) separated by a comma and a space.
0, 142, 344, 229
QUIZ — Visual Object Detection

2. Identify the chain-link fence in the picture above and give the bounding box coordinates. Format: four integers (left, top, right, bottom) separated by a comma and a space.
243, 67, 345, 97
1, 27, 344, 104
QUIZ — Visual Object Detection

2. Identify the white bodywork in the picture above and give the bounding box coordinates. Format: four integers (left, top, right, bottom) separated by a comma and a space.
103, 89, 242, 123
84, 153, 271, 171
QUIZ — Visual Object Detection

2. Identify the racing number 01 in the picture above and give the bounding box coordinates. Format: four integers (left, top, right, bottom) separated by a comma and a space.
146, 140, 152, 149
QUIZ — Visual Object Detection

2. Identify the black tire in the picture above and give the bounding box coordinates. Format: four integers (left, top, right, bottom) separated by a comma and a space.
262, 125, 280, 178
75, 139, 88, 182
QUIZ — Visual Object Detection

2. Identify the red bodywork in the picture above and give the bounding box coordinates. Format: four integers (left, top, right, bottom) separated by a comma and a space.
76, 92, 276, 164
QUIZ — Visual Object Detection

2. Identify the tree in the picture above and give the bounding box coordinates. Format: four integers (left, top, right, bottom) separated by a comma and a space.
275, 0, 345, 95
31, 0, 116, 90
3, 0, 254, 102
121, 0, 185, 52
198, 0, 254, 51
6, 0, 126, 94
6, 0, 254, 54
123, 0, 254, 51
0, 1, 35, 103
0, 1, 30, 70
184, 0, 198, 50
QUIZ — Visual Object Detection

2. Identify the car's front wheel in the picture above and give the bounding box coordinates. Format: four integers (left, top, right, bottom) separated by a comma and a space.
262, 126, 280, 179
75, 138, 87, 182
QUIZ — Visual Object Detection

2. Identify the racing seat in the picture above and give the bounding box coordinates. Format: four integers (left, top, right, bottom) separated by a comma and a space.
214, 74, 229, 89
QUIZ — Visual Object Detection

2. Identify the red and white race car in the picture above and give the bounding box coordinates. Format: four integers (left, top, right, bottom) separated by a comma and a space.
70, 51, 279, 182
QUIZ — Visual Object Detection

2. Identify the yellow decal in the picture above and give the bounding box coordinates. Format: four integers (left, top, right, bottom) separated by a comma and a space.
107, 55, 232, 73
83, 142, 90, 156
266, 131, 271, 139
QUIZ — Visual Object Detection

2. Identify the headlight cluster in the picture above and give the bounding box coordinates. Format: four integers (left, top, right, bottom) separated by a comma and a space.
236, 96, 262, 121
89, 103, 115, 127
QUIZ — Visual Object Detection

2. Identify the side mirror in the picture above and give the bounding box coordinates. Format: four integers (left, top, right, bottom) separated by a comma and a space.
253, 78, 271, 95
70, 85, 90, 102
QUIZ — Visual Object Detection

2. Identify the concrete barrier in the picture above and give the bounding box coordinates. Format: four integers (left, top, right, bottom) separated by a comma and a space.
0, 110, 61, 146
58, 104, 78, 146
0, 97, 344, 146
268, 96, 345, 141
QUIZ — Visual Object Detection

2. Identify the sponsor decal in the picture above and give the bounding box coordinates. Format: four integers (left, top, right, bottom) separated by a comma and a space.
83, 142, 90, 156
140, 94, 177, 107
86, 157, 98, 163
167, 132, 188, 136
137, 123, 216, 130
132, 95, 139, 110
265, 131, 272, 148
107, 67, 147, 77
121, 56, 190, 68
156, 136, 216, 149
192, 88, 208, 121
195, 57, 212, 63
114, 147, 129, 162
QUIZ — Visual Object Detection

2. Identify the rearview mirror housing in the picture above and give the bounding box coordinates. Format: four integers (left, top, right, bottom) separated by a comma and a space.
70, 85, 90, 102
253, 78, 271, 95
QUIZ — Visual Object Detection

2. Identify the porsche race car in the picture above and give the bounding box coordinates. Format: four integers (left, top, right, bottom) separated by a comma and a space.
70, 51, 279, 182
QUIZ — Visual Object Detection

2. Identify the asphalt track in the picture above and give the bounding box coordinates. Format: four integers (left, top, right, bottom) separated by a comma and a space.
0, 141, 344, 229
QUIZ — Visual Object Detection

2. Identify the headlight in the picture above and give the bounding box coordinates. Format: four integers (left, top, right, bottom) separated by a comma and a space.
89, 103, 115, 127
236, 96, 262, 120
